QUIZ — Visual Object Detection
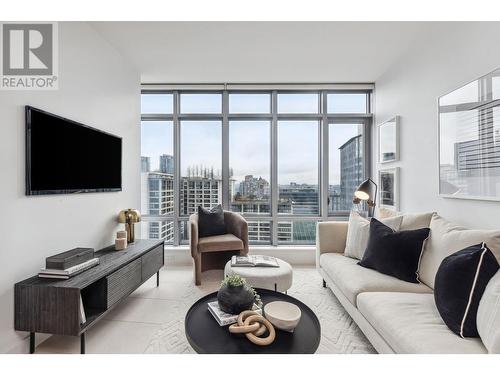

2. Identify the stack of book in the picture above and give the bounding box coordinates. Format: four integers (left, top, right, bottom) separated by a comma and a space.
38, 247, 99, 279
207, 301, 262, 326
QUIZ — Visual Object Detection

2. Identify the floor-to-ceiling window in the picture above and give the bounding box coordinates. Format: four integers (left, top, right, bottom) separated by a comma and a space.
140, 85, 372, 246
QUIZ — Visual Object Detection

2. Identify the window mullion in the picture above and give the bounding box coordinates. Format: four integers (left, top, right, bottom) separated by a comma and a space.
321, 91, 329, 222
173, 90, 181, 246
222, 91, 230, 210
271, 91, 278, 246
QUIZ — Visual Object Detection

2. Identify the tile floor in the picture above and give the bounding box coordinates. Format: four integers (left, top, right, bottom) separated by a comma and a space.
36, 265, 375, 354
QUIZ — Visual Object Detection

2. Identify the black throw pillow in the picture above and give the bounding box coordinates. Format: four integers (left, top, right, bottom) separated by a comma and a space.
198, 205, 226, 238
358, 218, 430, 283
434, 243, 499, 338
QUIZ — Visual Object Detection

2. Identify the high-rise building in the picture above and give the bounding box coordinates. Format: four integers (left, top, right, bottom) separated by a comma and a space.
231, 199, 271, 214
180, 176, 222, 215
277, 222, 293, 242
278, 183, 318, 214
339, 134, 363, 211
451, 137, 500, 196
328, 184, 341, 211
247, 221, 271, 243
230, 200, 292, 243
141, 156, 151, 173
140, 171, 174, 242
455, 139, 500, 171
239, 175, 270, 199
160, 154, 174, 174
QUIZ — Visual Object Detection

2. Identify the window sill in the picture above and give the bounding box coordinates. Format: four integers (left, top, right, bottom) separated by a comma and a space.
163, 245, 316, 266
164, 245, 316, 251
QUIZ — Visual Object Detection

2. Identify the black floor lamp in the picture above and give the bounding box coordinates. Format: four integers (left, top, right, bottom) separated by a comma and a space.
352, 178, 377, 217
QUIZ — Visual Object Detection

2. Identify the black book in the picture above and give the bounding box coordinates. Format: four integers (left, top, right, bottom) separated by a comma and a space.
45, 247, 94, 270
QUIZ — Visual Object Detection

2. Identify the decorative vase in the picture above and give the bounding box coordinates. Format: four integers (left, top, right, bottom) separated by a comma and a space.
217, 284, 255, 314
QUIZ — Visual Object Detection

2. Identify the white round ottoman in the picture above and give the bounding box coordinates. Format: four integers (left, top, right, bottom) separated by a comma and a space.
224, 258, 293, 292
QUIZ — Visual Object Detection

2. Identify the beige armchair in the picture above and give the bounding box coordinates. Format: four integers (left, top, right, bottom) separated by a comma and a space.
190, 211, 249, 285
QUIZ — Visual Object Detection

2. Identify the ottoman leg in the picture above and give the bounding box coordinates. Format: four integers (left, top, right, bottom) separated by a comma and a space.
322, 279, 327, 288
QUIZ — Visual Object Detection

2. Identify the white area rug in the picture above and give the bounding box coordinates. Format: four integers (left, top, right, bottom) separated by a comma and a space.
143, 266, 375, 354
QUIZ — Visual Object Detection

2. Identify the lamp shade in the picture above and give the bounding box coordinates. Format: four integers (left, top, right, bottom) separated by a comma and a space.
118, 209, 141, 224
354, 179, 377, 203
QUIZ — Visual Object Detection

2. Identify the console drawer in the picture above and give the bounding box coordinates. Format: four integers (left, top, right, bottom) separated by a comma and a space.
141, 245, 163, 282
106, 258, 141, 308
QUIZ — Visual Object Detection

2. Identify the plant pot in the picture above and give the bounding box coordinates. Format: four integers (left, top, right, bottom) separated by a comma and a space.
217, 284, 255, 314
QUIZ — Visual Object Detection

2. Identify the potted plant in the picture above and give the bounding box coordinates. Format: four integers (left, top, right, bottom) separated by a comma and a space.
217, 274, 262, 314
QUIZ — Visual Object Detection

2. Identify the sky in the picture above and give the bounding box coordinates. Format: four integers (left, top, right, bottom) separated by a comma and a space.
141, 93, 364, 185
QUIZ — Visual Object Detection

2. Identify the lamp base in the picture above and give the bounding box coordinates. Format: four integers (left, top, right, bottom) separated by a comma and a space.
125, 222, 136, 243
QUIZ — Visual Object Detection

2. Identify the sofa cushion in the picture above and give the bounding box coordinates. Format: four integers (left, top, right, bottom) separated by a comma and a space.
359, 218, 430, 283
198, 234, 243, 253
320, 253, 431, 306
357, 292, 487, 354
435, 243, 499, 338
344, 211, 403, 260
477, 271, 500, 353
419, 214, 500, 288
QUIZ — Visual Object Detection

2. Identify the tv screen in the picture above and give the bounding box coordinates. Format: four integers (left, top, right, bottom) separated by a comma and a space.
26, 106, 122, 195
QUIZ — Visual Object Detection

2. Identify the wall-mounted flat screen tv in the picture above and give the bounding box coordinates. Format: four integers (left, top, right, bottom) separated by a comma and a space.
26, 106, 122, 195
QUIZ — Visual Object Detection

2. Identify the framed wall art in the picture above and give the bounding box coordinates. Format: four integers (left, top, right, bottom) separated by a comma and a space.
378, 116, 400, 163
438, 68, 500, 201
378, 167, 400, 211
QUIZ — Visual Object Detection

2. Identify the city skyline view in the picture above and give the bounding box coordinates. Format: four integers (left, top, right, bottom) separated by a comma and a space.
141, 119, 362, 186
140, 91, 368, 244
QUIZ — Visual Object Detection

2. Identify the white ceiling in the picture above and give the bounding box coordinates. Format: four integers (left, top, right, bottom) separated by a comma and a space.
91, 22, 430, 84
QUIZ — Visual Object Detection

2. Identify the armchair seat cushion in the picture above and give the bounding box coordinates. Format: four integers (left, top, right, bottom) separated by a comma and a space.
198, 234, 244, 253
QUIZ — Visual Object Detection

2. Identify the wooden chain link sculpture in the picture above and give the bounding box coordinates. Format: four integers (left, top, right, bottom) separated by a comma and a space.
228, 310, 276, 346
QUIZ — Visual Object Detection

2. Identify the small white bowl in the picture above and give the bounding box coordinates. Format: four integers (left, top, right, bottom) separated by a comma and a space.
264, 301, 301, 332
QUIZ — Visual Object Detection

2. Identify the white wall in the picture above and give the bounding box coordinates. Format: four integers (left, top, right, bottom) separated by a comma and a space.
0, 22, 140, 353
374, 22, 500, 229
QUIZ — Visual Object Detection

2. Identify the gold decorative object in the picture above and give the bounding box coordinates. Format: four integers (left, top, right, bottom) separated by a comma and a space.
229, 310, 276, 346
118, 209, 141, 243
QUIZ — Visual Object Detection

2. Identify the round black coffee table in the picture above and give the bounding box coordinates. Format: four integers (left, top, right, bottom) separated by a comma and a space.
185, 288, 321, 354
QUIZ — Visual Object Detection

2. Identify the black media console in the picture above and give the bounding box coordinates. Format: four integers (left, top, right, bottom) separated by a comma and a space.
14, 239, 165, 354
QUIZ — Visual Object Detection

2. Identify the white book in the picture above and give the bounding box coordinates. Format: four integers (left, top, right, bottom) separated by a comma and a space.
207, 301, 262, 326
231, 255, 279, 268
79, 294, 87, 325
40, 258, 100, 276
38, 274, 69, 279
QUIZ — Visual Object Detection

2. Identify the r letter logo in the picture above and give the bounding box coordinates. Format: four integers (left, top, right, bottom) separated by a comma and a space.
1, 23, 58, 90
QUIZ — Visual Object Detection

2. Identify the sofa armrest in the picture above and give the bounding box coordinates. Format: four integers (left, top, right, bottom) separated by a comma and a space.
224, 211, 249, 254
316, 221, 349, 267
189, 213, 199, 258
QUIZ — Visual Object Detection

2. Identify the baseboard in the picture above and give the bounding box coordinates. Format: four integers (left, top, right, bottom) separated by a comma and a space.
318, 267, 395, 354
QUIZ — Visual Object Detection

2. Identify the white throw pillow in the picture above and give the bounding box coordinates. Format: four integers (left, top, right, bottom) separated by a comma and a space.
377, 209, 434, 231
344, 211, 403, 260
400, 212, 435, 231
419, 214, 500, 288
377, 207, 398, 219
477, 271, 500, 353
476, 271, 500, 354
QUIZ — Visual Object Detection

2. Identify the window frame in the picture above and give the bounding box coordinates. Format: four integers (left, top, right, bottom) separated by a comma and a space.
141, 87, 372, 246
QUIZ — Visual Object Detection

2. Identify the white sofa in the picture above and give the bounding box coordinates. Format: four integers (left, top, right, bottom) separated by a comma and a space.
316, 214, 500, 354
